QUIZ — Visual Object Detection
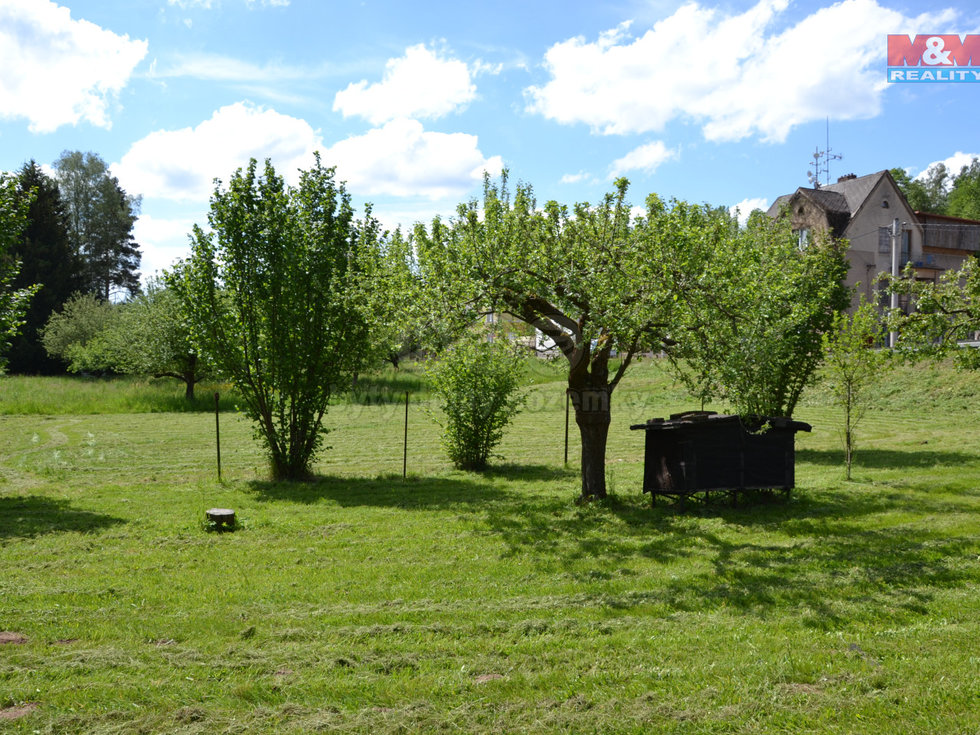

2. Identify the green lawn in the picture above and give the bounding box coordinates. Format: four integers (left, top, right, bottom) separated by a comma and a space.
1, 361, 978, 733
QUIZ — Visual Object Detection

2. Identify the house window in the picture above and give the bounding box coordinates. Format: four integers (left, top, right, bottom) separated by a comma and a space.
901, 230, 910, 265
878, 227, 891, 254
793, 228, 810, 249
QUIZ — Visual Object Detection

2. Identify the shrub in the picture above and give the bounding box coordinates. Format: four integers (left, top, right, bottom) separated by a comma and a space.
429, 336, 526, 471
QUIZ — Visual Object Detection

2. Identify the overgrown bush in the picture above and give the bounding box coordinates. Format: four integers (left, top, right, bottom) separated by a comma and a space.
429, 336, 526, 471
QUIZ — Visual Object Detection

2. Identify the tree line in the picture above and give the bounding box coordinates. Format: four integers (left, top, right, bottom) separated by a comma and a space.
891, 157, 980, 220
169, 160, 850, 495
3, 152, 141, 375
2, 153, 977, 499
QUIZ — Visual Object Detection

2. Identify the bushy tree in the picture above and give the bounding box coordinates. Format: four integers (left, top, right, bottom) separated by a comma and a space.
413, 174, 689, 500
9, 161, 84, 374
668, 213, 849, 416
947, 158, 980, 221
170, 156, 380, 480
891, 158, 980, 218
429, 334, 526, 471
667, 211, 850, 417
40, 292, 118, 373
54, 151, 141, 301
0, 174, 39, 370
822, 299, 890, 479
886, 257, 980, 368
111, 278, 210, 399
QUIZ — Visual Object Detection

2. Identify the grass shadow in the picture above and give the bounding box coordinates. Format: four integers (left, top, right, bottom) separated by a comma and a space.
245, 472, 517, 509
480, 463, 579, 482
0, 495, 125, 540
798, 447, 978, 469
479, 480, 980, 627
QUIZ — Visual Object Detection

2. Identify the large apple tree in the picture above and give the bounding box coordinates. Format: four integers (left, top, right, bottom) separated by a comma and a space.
413, 174, 722, 501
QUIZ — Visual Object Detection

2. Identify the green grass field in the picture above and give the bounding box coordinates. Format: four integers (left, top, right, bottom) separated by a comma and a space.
1, 360, 978, 733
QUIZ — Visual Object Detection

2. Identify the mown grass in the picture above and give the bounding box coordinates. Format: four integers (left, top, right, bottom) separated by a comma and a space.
0, 359, 978, 733
0, 375, 244, 415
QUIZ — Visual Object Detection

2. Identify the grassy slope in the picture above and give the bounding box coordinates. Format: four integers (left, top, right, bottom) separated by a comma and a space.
0, 360, 978, 733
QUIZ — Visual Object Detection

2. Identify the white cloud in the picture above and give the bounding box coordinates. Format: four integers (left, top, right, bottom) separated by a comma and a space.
729, 197, 770, 225
916, 151, 980, 181
149, 53, 318, 83
526, 0, 958, 143
114, 103, 500, 205
113, 102, 322, 202
560, 172, 596, 185
320, 118, 503, 200
0, 0, 147, 133
334, 44, 476, 125
608, 141, 678, 178
132, 215, 198, 278
147, 53, 335, 104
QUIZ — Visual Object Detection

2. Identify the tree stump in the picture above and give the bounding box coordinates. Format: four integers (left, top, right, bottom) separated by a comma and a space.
206, 508, 235, 529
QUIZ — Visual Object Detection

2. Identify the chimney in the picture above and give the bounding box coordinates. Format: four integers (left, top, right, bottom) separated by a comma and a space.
837, 173, 857, 182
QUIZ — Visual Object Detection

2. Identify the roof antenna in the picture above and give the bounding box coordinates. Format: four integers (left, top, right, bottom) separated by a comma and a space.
807, 118, 843, 188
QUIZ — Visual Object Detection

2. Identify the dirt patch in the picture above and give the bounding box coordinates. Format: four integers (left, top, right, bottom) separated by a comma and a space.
0, 703, 39, 721
0, 632, 27, 645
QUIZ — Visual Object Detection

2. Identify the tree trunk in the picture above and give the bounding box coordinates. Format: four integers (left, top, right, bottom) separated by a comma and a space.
569, 387, 611, 500
184, 354, 198, 401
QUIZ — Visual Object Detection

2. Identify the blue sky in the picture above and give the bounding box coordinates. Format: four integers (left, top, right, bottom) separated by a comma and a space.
2, 0, 979, 278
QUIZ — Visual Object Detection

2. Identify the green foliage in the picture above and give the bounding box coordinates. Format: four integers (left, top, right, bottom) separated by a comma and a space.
890, 166, 948, 213
887, 257, 980, 367
355, 227, 434, 370
39, 280, 210, 397
0, 173, 39, 371
413, 173, 680, 499
111, 278, 210, 399
54, 150, 142, 301
822, 299, 890, 479
170, 156, 380, 480
947, 157, 980, 220
891, 158, 980, 218
9, 161, 84, 374
428, 335, 526, 470
0, 374, 240, 414
40, 291, 119, 373
668, 211, 850, 417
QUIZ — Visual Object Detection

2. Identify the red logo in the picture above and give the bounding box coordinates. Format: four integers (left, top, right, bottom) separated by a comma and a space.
888, 35, 980, 66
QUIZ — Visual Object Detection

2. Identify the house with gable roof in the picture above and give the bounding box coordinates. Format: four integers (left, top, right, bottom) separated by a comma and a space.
767, 170, 931, 310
